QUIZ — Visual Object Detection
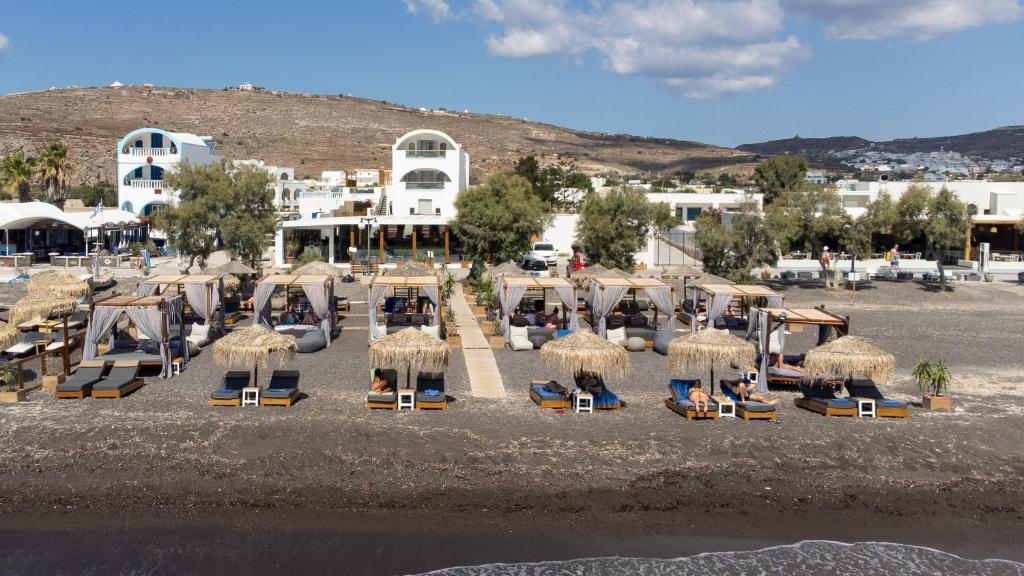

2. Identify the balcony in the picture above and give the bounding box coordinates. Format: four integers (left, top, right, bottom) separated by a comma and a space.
404, 181, 445, 190
404, 149, 448, 158
128, 179, 166, 189
126, 147, 175, 157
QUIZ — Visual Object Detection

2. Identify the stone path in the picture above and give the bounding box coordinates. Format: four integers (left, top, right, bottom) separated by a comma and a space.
451, 287, 505, 398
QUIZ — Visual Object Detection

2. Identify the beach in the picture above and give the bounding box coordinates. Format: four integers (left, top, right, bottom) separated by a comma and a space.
0, 280, 1022, 575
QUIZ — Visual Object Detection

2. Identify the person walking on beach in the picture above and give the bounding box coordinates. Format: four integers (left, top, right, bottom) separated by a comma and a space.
889, 244, 901, 273
819, 246, 834, 289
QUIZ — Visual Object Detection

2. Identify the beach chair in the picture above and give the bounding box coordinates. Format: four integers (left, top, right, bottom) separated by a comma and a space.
794, 381, 856, 417
719, 379, 777, 421
529, 380, 570, 410
415, 372, 447, 410
845, 379, 909, 418
208, 371, 252, 407
55, 360, 107, 399
592, 388, 622, 410
664, 379, 719, 420
367, 369, 398, 410
91, 360, 145, 399
260, 369, 300, 407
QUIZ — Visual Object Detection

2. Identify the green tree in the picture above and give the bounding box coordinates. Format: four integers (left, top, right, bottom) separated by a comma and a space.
764, 184, 845, 253
36, 143, 75, 203
161, 160, 276, 271
925, 186, 969, 290
693, 211, 729, 276
840, 217, 872, 260
862, 191, 898, 238
451, 173, 552, 263
576, 186, 677, 271
0, 151, 37, 203
694, 202, 778, 281
894, 184, 931, 244
513, 155, 541, 188
753, 155, 808, 204
68, 183, 118, 208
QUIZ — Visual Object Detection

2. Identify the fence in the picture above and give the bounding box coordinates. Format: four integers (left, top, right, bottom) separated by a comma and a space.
3, 332, 83, 393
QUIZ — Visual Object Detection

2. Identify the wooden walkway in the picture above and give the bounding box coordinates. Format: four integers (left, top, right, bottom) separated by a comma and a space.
451, 287, 506, 398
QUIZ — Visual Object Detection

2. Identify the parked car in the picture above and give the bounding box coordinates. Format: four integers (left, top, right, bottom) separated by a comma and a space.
521, 259, 553, 277
525, 242, 557, 267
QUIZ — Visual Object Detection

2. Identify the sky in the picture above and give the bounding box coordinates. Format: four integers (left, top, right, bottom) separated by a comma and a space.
0, 0, 1021, 147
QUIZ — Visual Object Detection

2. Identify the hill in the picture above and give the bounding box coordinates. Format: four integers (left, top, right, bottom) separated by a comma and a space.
0, 86, 756, 186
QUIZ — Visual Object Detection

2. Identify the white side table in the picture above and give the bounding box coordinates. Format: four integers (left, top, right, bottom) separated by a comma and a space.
714, 396, 736, 418
573, 392, 594, 414
241, 387, 260, 407
855, 398, 876, 418
397, 388, 415, 411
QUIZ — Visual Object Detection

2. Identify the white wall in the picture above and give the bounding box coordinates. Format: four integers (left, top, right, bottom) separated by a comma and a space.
391, 130, 469, 218
117, 130, 221, 214
837, 181, 1024, 217
539, 214, 580, 253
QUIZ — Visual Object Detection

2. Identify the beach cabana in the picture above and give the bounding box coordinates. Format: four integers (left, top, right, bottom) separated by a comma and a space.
496, 276, 579, 346
367, 275, 443, 341
368, 327, 450, 409
539, 331, 628, 410
138, 274, 227, 333
84, 294, 188, 378
746, 306, 850, 392
683, 283, 782, 332
253, 274, 336, 346
588, 277, 676, 338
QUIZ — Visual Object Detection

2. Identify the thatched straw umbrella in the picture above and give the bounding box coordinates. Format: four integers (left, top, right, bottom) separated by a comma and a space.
539, 331, 629, 381
209, 260, 258, 276
9, 295, 79, 326
212, 324, 297, 383
368, 327, 450, 388
483, 260, 527, 280
569, 263, 608, 288
692, 273, 735, 287
291, 261, 343, 276
0, 322, 19, 350
27, 270, 91, 299
387, 261, 433, 277
668, 330, 757, 394
659, 264, 702, 279
803, 336, 895, 384
221, 274, 241, 294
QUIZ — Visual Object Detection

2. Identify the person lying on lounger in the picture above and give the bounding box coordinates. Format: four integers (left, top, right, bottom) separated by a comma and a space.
770, 353, 804, 372
723, 379, 780, 406
689, 382, 712, 412
371, 369, 394, 393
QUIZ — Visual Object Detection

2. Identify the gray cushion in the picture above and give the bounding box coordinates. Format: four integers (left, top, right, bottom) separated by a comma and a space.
653, 330, 674, 355
768, 366, 803, 378
210, 389, 242, 400
625, 337, 646, 352
93, 365, 139, 391
367, 392, 397, 403
625, 327, 655, 341
808, 398, 854, 409
527, 327, 556, 338
262, 388, 299, 400
738, 401, 775, 413
528, 334, 548, 349
294, 329, 327, 353
678, 399, 719, 410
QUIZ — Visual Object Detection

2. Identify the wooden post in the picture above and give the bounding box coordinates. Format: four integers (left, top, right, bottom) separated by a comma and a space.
411, 226, 417, 261
379, 227, 385, 262
964, 224, 972, 260
62, 315, 70, 375
443, 227, 450, 264
349, 226, 355, 259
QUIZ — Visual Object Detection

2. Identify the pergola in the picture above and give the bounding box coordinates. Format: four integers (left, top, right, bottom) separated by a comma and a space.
85, 294, 188, 378
253, 274, 336, 345
588, 277, 676, 337
367, 275, 442, 341
496, 276, 578, 344
747, 306, 850, 392
138, 274, 226, 333
685, 283, 783, 332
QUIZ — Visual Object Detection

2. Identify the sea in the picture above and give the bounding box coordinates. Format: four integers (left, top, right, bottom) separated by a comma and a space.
412, 541, 1024, 576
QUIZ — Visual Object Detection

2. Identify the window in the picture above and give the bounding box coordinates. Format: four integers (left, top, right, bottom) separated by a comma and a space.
417, 199, 433, 214
686, 207, 703, 222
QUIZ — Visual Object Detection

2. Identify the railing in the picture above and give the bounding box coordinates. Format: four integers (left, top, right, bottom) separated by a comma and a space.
3, 333, 82, 393
126, 147, 174, 157
405, 150, 448, 158
404, 182, 446, 190
129, 179, 165, 189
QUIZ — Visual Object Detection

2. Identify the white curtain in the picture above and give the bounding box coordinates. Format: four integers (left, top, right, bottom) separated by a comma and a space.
83, 307, 121, 360
421, 284, 440, 327
184, 281, 211, 324
126, 305, 171, 378
645, 286, 676, 332
499, 283, 528, 344
216, 276, 226, 333
253, 282, 276, 327
591, 284, 629, 338
302, 281, 332, 345
166, 296, 189, 365
368, 283, 389, 340
745, 306, 760, 341
689, 285, 702, 333
552, 284, 579, 332
757, 309, 770, 393
706, 293, 733, 329
766, 295, 783, 308
136, 282, 159, 297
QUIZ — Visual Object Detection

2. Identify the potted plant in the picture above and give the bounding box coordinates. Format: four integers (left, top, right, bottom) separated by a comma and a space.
285, 239, 301, 264
42, 354, 65, 391
912, 357, 952, 411
0, 364, 24, 403
489, 322, 505, 349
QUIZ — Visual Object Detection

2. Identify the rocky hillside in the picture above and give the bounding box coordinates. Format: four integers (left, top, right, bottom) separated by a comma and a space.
0, 86, 756, 186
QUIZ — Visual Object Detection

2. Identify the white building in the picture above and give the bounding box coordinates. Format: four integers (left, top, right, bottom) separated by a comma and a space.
649, 191, 764, 227
390, 129, 470, 217
233, 159, 306, 211
117, 128, 221, 216
836, 180, 1024, 220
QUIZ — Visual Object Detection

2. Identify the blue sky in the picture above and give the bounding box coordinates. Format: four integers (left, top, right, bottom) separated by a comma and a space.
0, 0, 1021, 147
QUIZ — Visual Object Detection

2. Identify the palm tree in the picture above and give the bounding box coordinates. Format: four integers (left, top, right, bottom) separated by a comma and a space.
0, 152, 37, 203
36, 143, 74, 202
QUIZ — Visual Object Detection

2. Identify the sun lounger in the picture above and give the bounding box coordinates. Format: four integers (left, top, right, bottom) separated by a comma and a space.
664, 379, 719, 420
794, 381, 856, 417
261, 369, 300, 407
592, 388, 622, 410
92, 360, 145, 398
415, 372, 447, 410
55, 360, 107, 399
529, 380, 570, 410
719, 379, 777, 421
208, 371, 252, 407
845, 379, 909, 418
367, 369, 398, 410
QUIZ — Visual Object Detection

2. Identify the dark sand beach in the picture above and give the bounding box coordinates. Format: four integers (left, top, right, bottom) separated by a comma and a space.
1, 280, 1022, 575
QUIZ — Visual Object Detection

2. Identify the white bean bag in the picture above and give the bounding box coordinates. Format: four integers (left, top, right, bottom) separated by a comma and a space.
509, 325, 533, 351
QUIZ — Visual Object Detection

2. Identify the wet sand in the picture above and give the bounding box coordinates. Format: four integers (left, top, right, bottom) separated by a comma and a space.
0, 280, 1022, 575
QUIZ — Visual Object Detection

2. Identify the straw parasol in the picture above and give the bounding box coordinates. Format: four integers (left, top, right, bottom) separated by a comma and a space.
209, 260, 258, 276
9, 295, 79, 326
569, 263, 608, 287
483, 260, 528, 280
803, 336, 895, 384
221, 274, 241, 294
290, 261, 343, 276
659, 264, 702, 279
386, 261, 433, 277
0, 322, 19, 350
368, 327, 450, 388
668, 329, 757, 394
212, 324, 297, 383
692, 273, 735, 287
27, 270, 91, 299
539, 331, 630, 381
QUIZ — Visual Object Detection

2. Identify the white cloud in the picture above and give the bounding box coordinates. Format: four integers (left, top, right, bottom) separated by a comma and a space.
0, 34, 9, 52
404, 0, 453, 22
783, 0, 1022, 39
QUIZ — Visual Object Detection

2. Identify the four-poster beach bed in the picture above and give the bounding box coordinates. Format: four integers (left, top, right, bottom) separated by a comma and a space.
367, 275, 444, 342
681, 283, 783, 332
253, 274, 337, 350
495, 276, 579, 349
587, 277, 677, 342
745, 306, 850, 392
84, 294, 188, 378
137, 274, 227, 334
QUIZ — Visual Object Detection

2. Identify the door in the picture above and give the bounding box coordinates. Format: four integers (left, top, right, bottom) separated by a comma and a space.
151, 133, 163, 148
417, 199, 432, 215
